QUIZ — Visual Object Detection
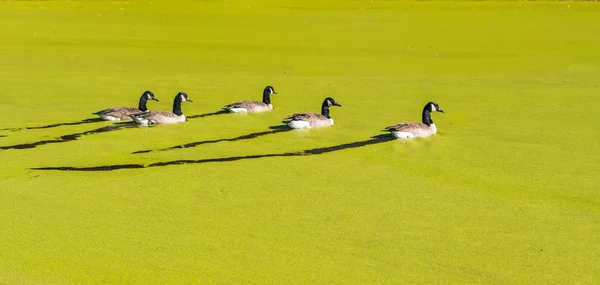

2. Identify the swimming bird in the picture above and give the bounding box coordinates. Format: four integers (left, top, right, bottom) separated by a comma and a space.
93, 91, 159, 121
129, 92, 192, 125
385, 102, 444, 139
224, 86, 277, 113
284, 97, 342, 129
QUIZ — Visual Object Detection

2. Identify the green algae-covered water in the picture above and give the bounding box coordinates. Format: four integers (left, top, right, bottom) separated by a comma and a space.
1, 1, 599, 284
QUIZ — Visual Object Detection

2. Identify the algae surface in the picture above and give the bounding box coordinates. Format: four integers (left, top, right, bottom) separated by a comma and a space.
1, 1, 599, 284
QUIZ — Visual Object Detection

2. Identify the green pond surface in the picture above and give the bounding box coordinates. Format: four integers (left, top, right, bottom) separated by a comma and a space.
1, 1, 599, 284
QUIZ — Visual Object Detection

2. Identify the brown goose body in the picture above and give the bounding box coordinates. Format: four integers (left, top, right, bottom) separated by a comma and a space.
225, 100, 273, 113
224, 86, 277, 113
93, 91, 158, 121
285, 113, 333, 128
130, 92, 192, 126
94, 107, 145, 121
386, 102, 444, 139
386, 122, 436, 138
285, 97, 342, 129
131, 110, 187, 125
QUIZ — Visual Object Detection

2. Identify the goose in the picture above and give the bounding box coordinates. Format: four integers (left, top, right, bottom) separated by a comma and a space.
224, 86, 277, 113
129, 92, 192, 125
93, 91, 159, 121
385, 102, 444, 139
284, 97, 342, 129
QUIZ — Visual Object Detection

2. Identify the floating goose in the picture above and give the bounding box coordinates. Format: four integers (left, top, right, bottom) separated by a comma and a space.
385, 102, 444, 139
129, 92, 192, 125
224, 86, 277, 113
284, 97, 342, 129
93, 91, 159, 121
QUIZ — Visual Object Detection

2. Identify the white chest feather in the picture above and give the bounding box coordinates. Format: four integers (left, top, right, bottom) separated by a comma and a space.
100, 115, 122, 121
391, 131, 415, 139
429, 123, 437, 134
287, 120, 312, 129
228, 108, 248, 113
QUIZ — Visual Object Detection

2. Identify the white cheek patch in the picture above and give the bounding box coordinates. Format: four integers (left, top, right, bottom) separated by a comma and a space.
181, 95, 186, 102
430, 104, 436, 112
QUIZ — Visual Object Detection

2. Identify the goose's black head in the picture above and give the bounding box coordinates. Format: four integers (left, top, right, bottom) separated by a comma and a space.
426, 102, 443, 113
321, 97, 342, 118
139, 91, 159, 111
172, 92, 192, 116
177, 92, 193, 103
264, 86, 277, 95
323, 97, 342, 107
144, 91, 159, 102
262, 86, 276, 104
422, 101, 443, 126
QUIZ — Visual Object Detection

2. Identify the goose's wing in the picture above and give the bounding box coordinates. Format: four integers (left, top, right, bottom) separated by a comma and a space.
131, 110, 177, 120
94, 106, 138, 116
385, 122, 429, 132
285, 112, 328, 121
225, 100, 266, 109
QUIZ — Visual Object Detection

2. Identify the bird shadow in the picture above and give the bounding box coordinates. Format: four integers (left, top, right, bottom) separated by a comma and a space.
33, 133, 395, 171
0, 123, 137, 150
132, 124, 292, 154
268, 124, 290, 130
1, 110, 261, 150
0, 108, 229, 133
187, 110, 228, 119
0, 118, 105, 132
371, 133, 392, 140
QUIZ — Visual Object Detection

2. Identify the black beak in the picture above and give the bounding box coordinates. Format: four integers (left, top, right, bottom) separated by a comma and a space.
438, 109, 444, 113
153, 98, 159, 102
187, 98, 193, 102
334, 103, 342, 107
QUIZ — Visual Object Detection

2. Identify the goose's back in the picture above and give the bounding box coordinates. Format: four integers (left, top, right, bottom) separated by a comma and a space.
287, 112, 332, 128
95, 107, 141, 120
386, 122, 433, 137
227, 100, 272, 112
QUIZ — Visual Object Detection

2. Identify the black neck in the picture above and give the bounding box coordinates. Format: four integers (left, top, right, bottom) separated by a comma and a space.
321, 103, 331, 119
172, 96, 183, 116
262, 90, 271, 105
138, 95, 149, 111
421, 106, 433, 126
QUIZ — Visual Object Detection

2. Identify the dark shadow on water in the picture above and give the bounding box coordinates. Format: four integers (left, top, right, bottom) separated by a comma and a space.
187, 110, 228, 119
0, 110, 227, 133
1, 110, 236, 150
268, 124, 290, 130
112, 121, 141, 126
132, 126, 292, 154
0, 118, 104, 132
32, 135, 394, 171
0, 124, 136, 150
33, 164, 146, 171
371, 133, 393, 140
